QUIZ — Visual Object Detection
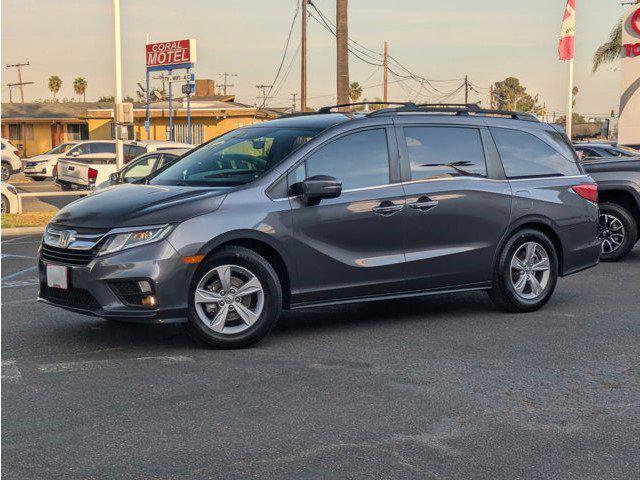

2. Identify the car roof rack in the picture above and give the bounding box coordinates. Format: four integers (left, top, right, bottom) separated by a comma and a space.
366, 103, 539, 122
316, 102, 416, 114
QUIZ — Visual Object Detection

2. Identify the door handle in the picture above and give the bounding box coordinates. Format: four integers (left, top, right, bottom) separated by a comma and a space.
372, 201, 404, 215
409, 196, 438, 211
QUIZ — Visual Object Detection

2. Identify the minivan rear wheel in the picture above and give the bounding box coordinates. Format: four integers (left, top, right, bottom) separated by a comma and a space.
185, 246, 282, 348
488, 229, 558, 313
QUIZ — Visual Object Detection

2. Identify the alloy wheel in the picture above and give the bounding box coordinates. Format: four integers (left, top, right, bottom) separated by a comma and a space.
599, 213, 625, 255
510, 242, 551, 300
194, 264, 265, 335
1, 164, 9, 181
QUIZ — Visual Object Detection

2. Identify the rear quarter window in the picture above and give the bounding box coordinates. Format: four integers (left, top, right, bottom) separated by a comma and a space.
490, 127, 582, 178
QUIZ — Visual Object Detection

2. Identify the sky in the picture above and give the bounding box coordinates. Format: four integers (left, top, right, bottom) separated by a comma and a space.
1, 0, 625, 116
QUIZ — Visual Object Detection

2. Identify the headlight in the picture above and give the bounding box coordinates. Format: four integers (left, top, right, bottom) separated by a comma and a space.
98, 225, 173, 256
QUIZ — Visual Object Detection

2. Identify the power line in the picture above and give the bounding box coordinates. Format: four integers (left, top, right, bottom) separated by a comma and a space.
5, 62, 31, 103
262, 0, 300, 107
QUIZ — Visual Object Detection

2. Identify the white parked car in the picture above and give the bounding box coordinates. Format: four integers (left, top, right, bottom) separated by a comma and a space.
92, 147, 190, 192
56, 140, 193, 190
22, 142, 77, 181
1, 182, 19, 213
1, 138, 22, 181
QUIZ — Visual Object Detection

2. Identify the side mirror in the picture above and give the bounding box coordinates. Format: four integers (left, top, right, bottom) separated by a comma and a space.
300, 175, 342, 206
109, 172, 119, 183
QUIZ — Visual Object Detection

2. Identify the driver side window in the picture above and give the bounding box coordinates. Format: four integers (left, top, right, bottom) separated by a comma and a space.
289, 129, 391, 193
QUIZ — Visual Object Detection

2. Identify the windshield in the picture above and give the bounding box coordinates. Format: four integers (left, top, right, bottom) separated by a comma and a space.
47, 143, 75, 155
149, 126, 320, 187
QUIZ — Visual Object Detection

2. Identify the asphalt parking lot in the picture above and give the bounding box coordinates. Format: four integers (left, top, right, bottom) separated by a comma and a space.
1, 234, 639, 479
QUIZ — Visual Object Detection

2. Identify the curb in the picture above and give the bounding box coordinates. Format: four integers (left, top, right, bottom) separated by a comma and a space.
2, 226, 46, 236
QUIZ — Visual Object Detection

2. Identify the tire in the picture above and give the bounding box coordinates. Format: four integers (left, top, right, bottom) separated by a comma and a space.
1, 162, 12, 181
185, 246, 283, 348
488, 228, 559, 313
32, 177, 46, 182
1, 194, 9, 214
59, 183, 72, 191
598, 203, 638, 262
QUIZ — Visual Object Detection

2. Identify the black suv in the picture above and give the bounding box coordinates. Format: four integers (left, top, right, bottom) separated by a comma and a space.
39, 103, 600, 348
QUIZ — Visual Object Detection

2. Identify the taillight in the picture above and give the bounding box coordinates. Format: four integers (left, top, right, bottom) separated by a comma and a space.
572, 183, 598, 203
52, 164, 58, 177
88, 168, 98, 183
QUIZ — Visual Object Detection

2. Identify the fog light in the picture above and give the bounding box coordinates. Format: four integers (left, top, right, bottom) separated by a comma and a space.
141, 295, 157, 308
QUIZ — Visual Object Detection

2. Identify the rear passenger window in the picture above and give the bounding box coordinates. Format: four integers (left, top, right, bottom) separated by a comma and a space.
92, 143, 116, 154
403, 127, 486, 180
490, 128, 582, 178
301, 129, 390, 190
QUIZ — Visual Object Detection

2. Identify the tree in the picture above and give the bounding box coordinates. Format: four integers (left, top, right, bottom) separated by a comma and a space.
555, 112, 586, 125
593, 20, 622, 73
98, 95, 114, 103
48, 75, 62, 101
492, 77, 538, 112
349, 82, 363, 103
73, 77, 88, 102
572, 85, 579, 109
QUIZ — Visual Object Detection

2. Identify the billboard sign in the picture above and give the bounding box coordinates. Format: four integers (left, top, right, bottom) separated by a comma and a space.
146, 39, 197, 69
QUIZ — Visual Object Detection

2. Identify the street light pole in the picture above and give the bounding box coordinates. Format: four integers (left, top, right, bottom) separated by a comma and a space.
113, 0, 124, 170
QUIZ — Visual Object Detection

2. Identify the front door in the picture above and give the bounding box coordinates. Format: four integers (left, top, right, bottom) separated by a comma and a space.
288, 127, 407, 305
397, 124, 512, 291
51, 124, 62, 147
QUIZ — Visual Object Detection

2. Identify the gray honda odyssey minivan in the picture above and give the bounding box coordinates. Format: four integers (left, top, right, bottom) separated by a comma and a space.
39, 103, 600, 348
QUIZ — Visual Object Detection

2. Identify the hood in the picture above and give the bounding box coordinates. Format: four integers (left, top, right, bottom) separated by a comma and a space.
51, 183, 228, 229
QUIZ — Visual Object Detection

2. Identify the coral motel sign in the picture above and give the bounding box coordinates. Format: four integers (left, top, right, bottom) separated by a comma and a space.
145, 39, 197, 69
623, 8, 640, 58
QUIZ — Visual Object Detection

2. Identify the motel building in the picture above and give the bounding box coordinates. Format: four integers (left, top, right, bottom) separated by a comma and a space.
1, 81, 282, 157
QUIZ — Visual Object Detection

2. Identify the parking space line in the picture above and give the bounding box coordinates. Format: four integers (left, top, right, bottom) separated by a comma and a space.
1, 236, 29, 244
1, 266, 37, 281
37, 355, 193, 374
1, 253, 37, 260
1, 360, 22, 381
2, 279, 39, 289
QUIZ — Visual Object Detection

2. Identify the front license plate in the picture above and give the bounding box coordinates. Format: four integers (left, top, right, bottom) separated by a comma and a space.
46, 264, 68, 290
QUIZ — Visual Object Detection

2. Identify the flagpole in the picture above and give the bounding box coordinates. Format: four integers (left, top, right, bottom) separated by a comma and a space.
566, 58, 574, 140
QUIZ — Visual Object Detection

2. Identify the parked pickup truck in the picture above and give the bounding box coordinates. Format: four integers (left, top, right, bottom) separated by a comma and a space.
580, 156, 640, 261
56, 140, 193, 190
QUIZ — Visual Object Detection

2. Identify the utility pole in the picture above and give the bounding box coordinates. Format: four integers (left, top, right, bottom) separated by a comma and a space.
255, 84, 273, 106
291, 92, 297, 112
5, 62, 31, 103
383, 41, 389, 103
113, 0, 124, 169
464, 75, 469, 104
217, 72, 238, 95
300, 0, 308, 112
489, 85, 494, 109
336, 0, 349, 106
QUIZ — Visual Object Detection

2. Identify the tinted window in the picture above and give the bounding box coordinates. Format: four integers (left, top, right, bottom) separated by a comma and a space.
604, 147, 635, 157
490, 128, 582, 178
403, 127, 486, 180
300, 129, 390, 190
575, 147, 598, 159
90, 143, 116, 154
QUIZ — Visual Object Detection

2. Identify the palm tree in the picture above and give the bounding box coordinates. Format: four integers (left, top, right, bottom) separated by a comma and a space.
349, 82, 363, 102
592, 20, 622, 73
73, 77, 88, 102
48, 75, 62, 101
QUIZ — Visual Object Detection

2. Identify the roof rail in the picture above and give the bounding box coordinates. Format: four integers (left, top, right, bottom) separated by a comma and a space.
366, 103, 539, 122
317, 101, 416, 114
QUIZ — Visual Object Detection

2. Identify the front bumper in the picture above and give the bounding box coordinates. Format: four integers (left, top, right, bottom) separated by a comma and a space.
24, 163, 52, 177
37, 240, 192, 323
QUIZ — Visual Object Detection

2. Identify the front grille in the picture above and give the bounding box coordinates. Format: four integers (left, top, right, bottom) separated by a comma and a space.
41, 244, 100, 266
40, 285, 100, 309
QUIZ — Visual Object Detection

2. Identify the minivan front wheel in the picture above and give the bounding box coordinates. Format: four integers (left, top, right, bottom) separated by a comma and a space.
186, 246, 282, 348
489, 229, 558, 313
